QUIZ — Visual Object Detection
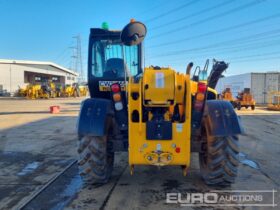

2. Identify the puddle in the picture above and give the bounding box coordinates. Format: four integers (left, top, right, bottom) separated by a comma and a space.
17, 162, 40, 176
51, 175, 83, 210
23, 163, 83, 210
238, 152, 260, 170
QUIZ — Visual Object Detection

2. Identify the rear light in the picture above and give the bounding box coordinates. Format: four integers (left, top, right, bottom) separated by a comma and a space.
198, 82, 207, 93
114, 102, 123, 111
175, 147, 181, 153
111, 83, 123, 111
196, 92, 205, 101
111, 83, 120, 93
194, 82, 207, 111
113, 93, 121, 102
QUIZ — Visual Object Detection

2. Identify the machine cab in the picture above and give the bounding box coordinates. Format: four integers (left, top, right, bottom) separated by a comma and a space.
88, 27, 143, 98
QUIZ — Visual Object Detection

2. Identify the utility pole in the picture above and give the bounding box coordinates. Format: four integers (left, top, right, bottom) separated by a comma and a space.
71, 35, 84, 83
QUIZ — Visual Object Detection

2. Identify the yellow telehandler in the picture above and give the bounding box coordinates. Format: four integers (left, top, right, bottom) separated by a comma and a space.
77, 21, 243, 186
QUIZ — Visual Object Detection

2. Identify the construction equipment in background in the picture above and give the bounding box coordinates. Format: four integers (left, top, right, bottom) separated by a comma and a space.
26, 84, 41, 99
77, 20, 243, 187
17, 85, 27, 97
78, 85, 88, 97
235, 88, 256, 110
62, 83, 80, 97
55, 84, 63, 97
17, 82, 88, 99
267, 91, 280, 111
221, 88, 235, 106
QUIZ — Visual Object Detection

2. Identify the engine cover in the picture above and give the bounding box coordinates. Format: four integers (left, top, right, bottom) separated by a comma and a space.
143, 67, 175, 106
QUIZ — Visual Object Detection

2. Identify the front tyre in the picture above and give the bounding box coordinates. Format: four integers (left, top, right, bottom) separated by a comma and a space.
237, 103, 241, 110
78, 135, 114, 184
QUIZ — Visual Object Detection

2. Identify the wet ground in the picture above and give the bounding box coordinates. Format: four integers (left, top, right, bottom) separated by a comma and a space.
0, 98, 279, 210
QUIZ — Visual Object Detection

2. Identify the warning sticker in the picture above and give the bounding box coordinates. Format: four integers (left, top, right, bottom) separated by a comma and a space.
176, 124, 183, 133
155, 72, 164, 88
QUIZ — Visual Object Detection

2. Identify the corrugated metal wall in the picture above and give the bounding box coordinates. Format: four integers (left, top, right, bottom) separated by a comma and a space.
251, 73, 266, 104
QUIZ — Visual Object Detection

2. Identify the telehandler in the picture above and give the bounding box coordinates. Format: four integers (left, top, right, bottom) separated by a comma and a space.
221, 88, 236, 107
235, 88, 255, 110
77, 21, 243, 186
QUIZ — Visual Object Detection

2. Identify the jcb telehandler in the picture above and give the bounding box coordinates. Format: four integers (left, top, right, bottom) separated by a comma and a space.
77, 21, 243, 186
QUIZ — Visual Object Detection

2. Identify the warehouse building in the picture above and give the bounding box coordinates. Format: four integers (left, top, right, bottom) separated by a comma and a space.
0, 59, 78, 96
216, 72, 280, 104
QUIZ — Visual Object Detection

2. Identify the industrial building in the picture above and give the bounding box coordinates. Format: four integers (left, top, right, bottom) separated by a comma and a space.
216, 72, 280, 104
0, 59, 78, 96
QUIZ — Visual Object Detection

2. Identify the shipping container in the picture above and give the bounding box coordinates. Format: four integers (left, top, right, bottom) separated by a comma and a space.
216, 72, 280, 104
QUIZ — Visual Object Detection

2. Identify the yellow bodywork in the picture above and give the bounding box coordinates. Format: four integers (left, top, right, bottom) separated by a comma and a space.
26, 84, 41, 99
128, 67, 192, 169
221, 88, 235, 102
236, 92, 256, 106
267, 91, 280, 111
79, 86, 88, 97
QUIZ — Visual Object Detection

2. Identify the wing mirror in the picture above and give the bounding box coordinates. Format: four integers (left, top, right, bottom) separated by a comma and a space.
121, 20, 147, 46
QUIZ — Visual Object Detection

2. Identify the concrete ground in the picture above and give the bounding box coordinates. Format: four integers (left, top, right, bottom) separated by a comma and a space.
0, 98, 279, 210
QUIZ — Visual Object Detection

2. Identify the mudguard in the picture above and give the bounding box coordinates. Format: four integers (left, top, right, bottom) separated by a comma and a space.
204, 100, 244, 136
77, 98, 113, 136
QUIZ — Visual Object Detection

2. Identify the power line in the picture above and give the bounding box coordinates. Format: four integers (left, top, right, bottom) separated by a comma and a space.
150, 0, 235, 31
149, 39, 280, 69
144, 0, 201, 23
148, 12, 280, 48
148, 0, 268, 40
231, 55, 280, 63
192, 50, 280, 62
149, 29, 280, 58
158, 37, 280, 63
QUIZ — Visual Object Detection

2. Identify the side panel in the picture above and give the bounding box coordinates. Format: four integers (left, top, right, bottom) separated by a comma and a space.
204, 100, 244, 136
77, 98, 113, 136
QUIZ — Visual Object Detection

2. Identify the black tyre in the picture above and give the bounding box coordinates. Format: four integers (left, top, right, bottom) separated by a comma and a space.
199, 122, 239, 186
77, 135, 114, 184
237, 103, 241, 110
251, 105, 255, 110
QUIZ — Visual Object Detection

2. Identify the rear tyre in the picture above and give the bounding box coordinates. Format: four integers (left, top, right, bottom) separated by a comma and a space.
251, 105, 255, 110
78, 135, 114, 184
199, 122, 239, 186
237, 103, 241, 110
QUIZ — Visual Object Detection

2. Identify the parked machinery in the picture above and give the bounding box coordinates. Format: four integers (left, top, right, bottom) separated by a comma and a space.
267, 91, 280, 111
78, 85, 88, 97
235, 88, 256, 110
221, 88, 236, 107
63, 83, 80, 97
17, 85, 27, 97
77, 21, 243, 186
26, 84, 41, 99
